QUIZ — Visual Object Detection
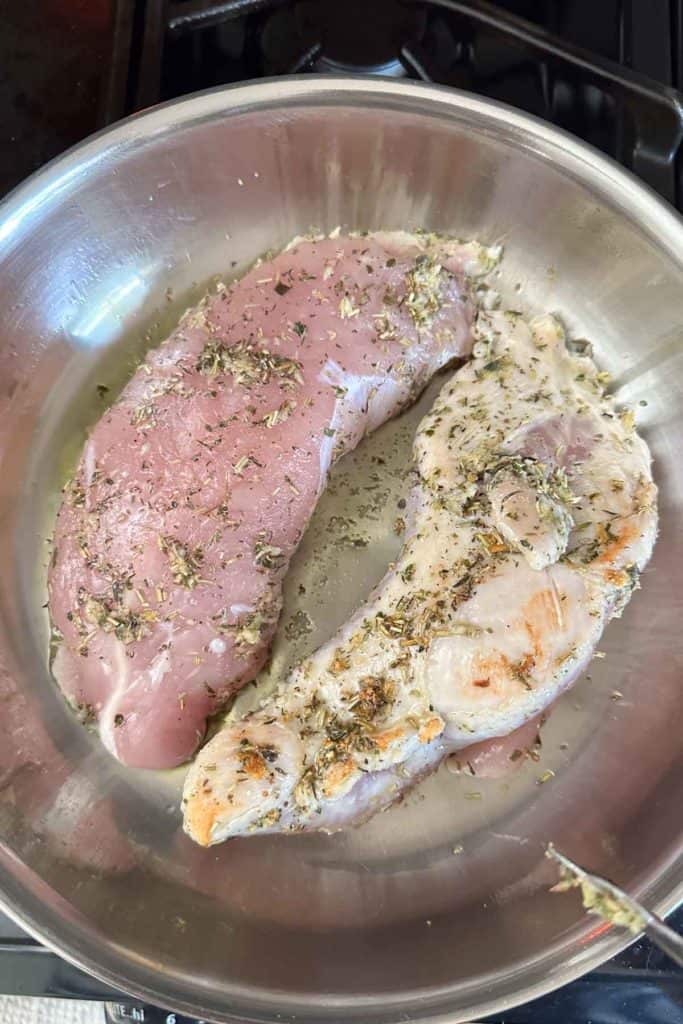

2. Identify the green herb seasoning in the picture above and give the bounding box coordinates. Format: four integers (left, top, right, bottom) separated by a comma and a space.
196, 339, 303, 388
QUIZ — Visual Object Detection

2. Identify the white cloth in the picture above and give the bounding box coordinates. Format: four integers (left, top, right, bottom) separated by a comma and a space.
0, 998, 102, 1023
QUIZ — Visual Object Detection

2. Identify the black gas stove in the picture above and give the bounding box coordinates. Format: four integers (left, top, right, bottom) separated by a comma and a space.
4, 0, 683, 208
1, 2, 682, 1023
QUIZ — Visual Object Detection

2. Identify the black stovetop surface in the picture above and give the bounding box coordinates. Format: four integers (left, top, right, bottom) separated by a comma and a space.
0, 2, 681, 1022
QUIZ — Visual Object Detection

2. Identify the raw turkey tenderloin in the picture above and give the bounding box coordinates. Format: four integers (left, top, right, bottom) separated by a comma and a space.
49, 232, 497, 768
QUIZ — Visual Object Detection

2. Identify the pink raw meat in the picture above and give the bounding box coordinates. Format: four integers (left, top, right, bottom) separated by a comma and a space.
48, 232, 496, 768
446, 714, 546, 779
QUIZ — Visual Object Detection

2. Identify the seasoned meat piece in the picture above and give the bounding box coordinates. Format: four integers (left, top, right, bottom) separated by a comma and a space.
183, 310, 657, 844
49, 232, 497, 768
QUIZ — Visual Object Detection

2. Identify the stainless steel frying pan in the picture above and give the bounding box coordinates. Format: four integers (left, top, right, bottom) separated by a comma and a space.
0, 78, 680, 1024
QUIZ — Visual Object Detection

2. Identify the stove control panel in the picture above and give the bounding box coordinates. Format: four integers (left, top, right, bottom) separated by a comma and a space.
105, 1003, 212, 1024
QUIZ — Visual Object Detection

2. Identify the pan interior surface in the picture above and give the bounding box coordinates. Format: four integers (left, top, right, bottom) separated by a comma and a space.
0, 79, 681, 1023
